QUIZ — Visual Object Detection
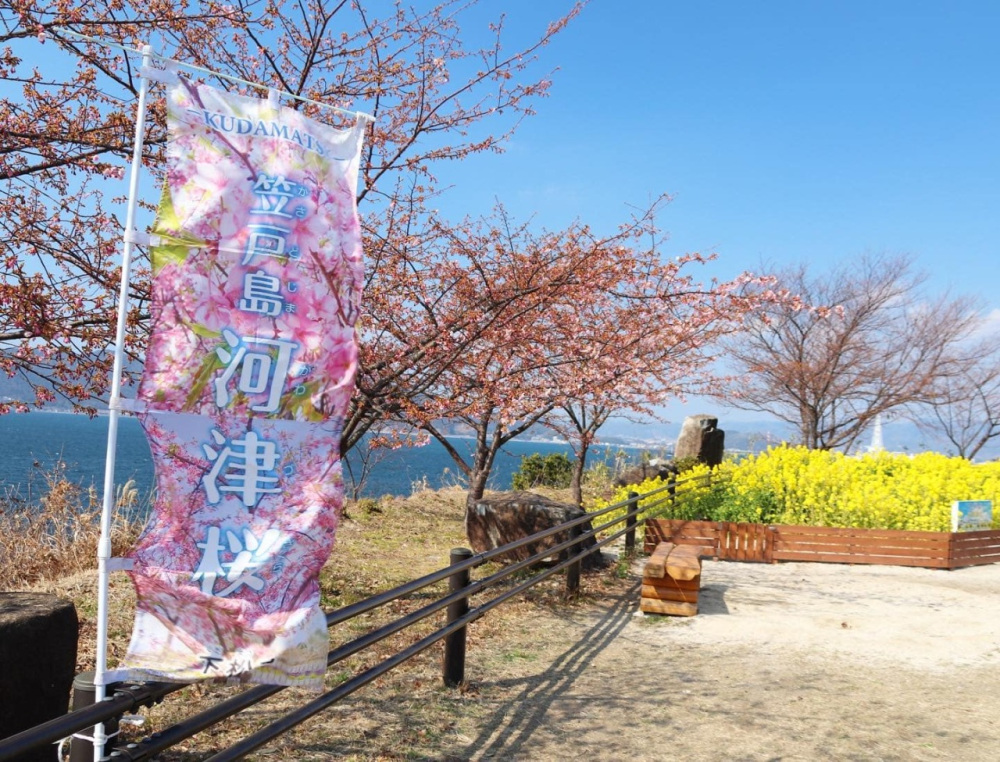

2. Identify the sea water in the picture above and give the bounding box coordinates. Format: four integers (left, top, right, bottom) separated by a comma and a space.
0, 411, 631, 504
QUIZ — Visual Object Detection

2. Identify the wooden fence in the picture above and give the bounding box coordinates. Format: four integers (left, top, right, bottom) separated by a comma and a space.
645, 519, 1000, 570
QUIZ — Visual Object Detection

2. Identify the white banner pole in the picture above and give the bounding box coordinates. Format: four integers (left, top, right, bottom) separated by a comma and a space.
92, 44, 154, 762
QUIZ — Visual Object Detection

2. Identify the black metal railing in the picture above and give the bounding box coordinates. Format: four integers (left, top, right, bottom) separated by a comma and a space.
1, 474, 709, 762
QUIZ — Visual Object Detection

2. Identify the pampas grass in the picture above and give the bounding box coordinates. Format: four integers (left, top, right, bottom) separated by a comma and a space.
0, 461, 146, 589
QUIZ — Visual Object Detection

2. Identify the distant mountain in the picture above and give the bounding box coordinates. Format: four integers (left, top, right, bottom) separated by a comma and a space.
596, 414, 999, 462
0, 371, 77, 411
0, 357, 145, 412
594, 416, 797, 453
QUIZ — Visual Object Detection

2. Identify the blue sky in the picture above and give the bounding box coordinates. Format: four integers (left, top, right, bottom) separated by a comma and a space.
432, 0, 1000, 425
20, 3, 996, 434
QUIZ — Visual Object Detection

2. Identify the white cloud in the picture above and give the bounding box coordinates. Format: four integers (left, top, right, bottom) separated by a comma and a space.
972, 307, 1000, 340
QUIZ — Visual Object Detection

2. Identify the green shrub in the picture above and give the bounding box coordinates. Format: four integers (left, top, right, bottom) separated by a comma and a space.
512, 452, 574, 490
672, 456, 702, 474
355, 497, 382, 516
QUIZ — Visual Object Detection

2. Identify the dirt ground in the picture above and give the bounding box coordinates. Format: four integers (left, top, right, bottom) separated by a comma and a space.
33, 536, 1000, 761
427, 558, 1000, 762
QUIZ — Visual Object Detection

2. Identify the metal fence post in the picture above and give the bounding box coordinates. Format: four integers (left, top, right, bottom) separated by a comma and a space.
443, 548, 473, 687
625, 491, 639, 553
565, 522, 582, 596
68, 672, 120, 762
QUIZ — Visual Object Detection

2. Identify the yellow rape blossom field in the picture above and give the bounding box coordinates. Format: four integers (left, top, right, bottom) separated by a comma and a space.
594, 445, 1000, 532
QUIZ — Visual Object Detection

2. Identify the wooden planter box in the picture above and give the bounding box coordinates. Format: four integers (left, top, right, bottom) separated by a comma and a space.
645, 519, 1000, 570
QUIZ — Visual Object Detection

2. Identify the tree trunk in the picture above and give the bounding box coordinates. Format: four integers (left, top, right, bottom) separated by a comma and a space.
571, 443, 589, 507
467, 469, 490, 502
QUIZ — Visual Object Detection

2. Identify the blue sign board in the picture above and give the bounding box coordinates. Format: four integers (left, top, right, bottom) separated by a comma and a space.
951, 500, 993, 532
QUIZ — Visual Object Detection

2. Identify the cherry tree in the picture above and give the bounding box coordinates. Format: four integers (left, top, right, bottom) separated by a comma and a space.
917, 335, 1000, 460
0, 0, 581, 421
540, 247, 790, 505
719, 254, 984, 452
375, 201, 791, 505
378, 203, 668, 502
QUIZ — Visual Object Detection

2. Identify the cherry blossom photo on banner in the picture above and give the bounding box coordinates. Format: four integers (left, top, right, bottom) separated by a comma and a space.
121, 77, 366, 688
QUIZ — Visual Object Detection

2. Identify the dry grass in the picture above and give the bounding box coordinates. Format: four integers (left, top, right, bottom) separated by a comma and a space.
12, 479, 633, 760
0, 463, 144, 589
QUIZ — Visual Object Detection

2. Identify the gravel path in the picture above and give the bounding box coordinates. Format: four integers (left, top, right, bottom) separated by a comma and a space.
458, 559, 1000, 761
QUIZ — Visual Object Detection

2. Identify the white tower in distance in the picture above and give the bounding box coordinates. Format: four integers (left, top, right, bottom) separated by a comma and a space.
868, 414, 885, 453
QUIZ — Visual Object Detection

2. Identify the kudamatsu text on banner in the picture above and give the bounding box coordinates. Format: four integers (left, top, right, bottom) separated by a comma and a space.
120, 77, 365, 689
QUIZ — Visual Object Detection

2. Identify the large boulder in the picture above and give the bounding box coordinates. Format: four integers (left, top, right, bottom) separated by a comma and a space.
675, 414, 725, 466
614, 459, 678, 489
0, 593, 78, 761
466, 492, 607, 569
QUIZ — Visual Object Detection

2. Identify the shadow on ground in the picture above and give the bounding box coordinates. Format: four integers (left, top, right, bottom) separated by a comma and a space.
460, 578, 640, 760
698, 583, 730, 615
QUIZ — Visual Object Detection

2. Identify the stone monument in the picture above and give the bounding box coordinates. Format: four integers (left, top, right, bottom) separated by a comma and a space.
675, 414, 725, 466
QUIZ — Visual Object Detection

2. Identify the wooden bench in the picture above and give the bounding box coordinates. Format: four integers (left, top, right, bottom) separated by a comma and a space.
639, 542, 704, 617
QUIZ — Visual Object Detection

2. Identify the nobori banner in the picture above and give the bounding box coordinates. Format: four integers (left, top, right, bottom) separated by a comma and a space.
185, 107, 330, 156
119, 77, 365, 689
